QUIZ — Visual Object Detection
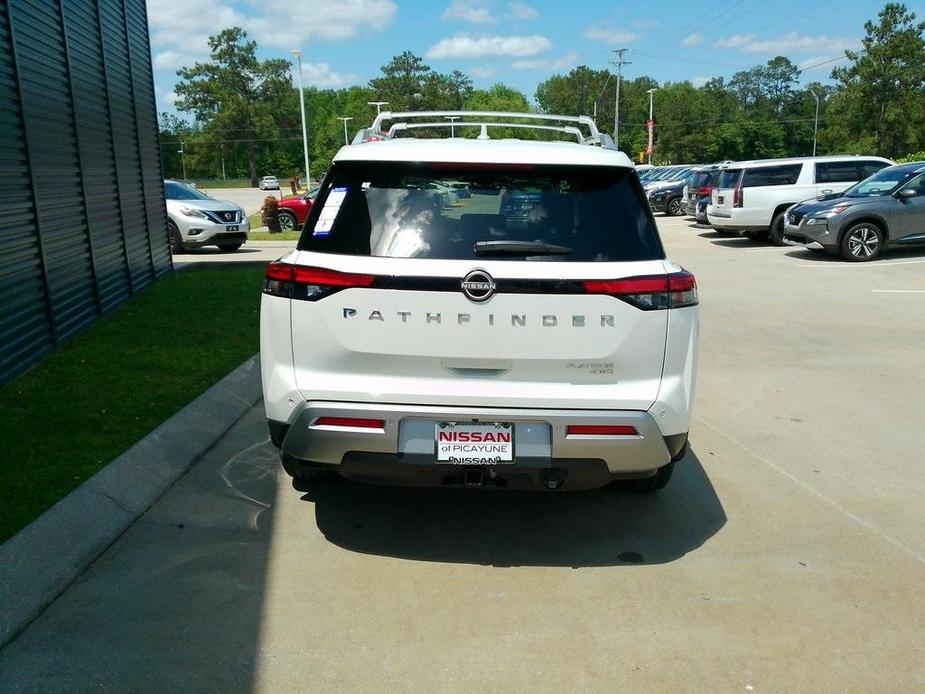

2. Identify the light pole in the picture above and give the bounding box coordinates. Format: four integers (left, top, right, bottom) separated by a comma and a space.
444, 115, 460, 137
177, 139, 187, 180
368, 101, 389, 116
337, 117, 353, 145
810, 89, 822, 157
291, 49, 311, 185
646, 88, 658, 165
220, 143, 225, 181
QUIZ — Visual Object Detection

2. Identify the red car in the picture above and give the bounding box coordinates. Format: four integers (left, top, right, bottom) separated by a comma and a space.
276, 186, 318, 231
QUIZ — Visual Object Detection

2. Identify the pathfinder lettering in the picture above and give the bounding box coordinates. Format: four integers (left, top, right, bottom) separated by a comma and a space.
342, 309, 615, 327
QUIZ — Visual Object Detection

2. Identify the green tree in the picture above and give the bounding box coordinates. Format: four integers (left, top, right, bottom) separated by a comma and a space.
173, 27, 292, 185
832, 2, 925, 156
368, 51, 433, 110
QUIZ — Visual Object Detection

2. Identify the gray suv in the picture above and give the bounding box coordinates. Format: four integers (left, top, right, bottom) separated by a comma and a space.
783, 162, 925, 261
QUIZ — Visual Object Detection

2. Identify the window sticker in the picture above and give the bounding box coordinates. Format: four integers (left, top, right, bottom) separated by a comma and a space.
313, 186, 347, 236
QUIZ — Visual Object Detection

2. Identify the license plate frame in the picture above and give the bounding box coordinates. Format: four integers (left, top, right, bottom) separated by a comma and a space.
226, 224, 239, 232
434, 422, 515, 465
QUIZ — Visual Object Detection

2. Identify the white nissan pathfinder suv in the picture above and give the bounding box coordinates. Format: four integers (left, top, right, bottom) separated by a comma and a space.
260, 111, 699, 493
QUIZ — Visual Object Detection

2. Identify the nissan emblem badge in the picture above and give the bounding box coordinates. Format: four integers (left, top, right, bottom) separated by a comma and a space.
461, 269, 496, 302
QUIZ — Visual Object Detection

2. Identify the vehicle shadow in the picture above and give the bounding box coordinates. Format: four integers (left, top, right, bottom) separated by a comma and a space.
176, 247, 266, 256
784, 245, 925, 263
303, 448, 725, 568
707, 236, 768, 248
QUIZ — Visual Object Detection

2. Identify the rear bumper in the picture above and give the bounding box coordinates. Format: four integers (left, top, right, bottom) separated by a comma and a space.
273, 401, 682, 489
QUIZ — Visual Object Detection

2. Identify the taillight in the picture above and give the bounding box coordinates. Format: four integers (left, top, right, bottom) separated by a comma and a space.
263, 263, 375, 300
697, 185, 712, 197
733, 178, 743, 208
566, 425, 638, 436
583, 271, 698, 310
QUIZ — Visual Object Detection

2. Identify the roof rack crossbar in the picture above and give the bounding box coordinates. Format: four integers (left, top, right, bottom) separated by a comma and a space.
364, 110, 613, 148
387, 121, 586, 142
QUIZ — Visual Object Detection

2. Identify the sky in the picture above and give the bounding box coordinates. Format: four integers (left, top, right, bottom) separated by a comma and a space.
147, 0, 919, 116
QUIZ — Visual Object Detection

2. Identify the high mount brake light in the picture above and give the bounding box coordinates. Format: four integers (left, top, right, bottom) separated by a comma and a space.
582, 272, 698, 310
263, 263, 375, 299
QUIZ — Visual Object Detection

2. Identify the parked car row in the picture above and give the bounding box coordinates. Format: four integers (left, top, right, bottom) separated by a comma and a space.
647, 155, 925, 262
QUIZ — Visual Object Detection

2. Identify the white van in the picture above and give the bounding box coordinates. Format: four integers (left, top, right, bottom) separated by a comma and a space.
707, 156, 893, 244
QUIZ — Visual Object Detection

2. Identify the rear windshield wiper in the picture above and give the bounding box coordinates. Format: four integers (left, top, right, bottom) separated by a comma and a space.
473, 240, 572, 256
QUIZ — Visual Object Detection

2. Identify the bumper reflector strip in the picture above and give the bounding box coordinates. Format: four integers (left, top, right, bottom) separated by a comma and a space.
314, 417, 385, 429
566, 425, 638, 436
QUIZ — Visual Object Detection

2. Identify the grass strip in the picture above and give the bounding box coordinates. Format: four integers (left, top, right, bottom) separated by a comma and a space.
0, 264, 266, 542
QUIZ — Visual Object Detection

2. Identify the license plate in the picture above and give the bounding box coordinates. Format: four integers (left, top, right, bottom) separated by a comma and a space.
435, 422, 514, 464
226, 224, 239, 231
717, 196, 724, 204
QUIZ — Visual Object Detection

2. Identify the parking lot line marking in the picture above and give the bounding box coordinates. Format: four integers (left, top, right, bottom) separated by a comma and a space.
695, 416, 925, 565
801, 260, 925, 268
871, 290, 925, 294
746, 248, 789, 253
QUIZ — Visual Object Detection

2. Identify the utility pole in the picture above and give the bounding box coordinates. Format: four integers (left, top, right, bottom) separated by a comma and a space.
610, 48, 631, 149
810, 89, 821, 157
646, 88, 658, 165
220, 143, 226, 181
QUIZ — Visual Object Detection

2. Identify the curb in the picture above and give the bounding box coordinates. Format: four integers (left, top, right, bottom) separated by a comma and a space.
0, 355, 263, 648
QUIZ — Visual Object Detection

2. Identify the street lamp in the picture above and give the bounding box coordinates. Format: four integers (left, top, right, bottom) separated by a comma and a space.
646, 88, 658, 165
444, 115, 460, 138
810, 89, 822, 157
177, 139, 187, 180
291, 49, 311, 185
368, 101, 389, 116
337, 117, 353, 146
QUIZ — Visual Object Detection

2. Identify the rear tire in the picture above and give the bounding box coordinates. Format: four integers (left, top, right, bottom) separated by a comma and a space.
217, 241, 244, 252
768, 213, 786, 246
667, 197, 684, 217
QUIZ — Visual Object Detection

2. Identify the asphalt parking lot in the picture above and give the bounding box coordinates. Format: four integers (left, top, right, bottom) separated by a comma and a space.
1, 217, 923, 692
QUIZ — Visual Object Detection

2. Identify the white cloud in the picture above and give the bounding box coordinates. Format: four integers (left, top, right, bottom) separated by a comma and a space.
147, 0, 398, 68
300, 62, 359, 88
508, 2, 538, 20
470, 65, 498, 78
633, 19, 659, 29
682, 33, 703, 48
511, 51, 579, 71
691, 76, 711, 88
799, 55, 829, 70
716, 32, 859, 54
426, 34, 552, 59
583, 25, 640, 44
165, 91, 178, 107
153, 50, 188, 70
442, 0, 496, 24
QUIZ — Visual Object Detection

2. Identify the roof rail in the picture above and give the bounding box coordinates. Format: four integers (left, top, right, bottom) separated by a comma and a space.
355, 110, 616, 149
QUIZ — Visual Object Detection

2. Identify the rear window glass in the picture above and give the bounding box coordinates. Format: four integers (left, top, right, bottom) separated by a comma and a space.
743, 164, 802, 187
717, 170, 741, 189
298, 162, 664, 262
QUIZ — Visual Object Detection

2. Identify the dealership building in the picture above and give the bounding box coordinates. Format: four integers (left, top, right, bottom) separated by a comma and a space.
0, 0, 170, 383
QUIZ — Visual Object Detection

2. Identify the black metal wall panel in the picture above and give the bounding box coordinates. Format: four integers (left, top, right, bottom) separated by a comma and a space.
0, 1, 53, 383
62, 0, 131, 312
99, 0, 152, 292
124, 0, 170, 278
0, 0, 171, 384
10, 0, 97, 343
